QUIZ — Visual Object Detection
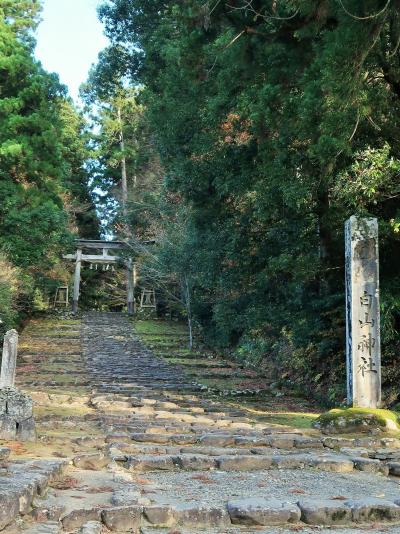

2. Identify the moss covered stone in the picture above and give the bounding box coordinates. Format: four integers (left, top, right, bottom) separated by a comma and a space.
313, 408, 400, 434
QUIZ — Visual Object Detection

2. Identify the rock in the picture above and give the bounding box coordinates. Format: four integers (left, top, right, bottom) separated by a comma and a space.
176, 454, 216, 470
61, 509, 102, 531
340, 447, 370, 457
1, 522, 20, 534
105, 433, 132, 443
388, 461, 400, 476
352, 457, 389, 475
73, 453, 110, 470
175, 503, 230, 528
234, 436, 270, 447
272, 454, 305, 469
0, 389, 33, 421
101, 506, 141, 532
0, 416, 17, 440
381, 438, 400, 448
111, 488, 140, 506
298, 499, 352, 525
75, 436, 106, 447
371, 448, 400, 460
267, 435, 295, 449
171, 434, 197, 445
79, 521, 104, 534
322, 437, 355, 449
143, 505, 176, 527
294, 436, 324, 449
346, 498, 400, 522
125, 455, 176, 471
217, 455, 272, 471
0, 447, 10, 461
314, 408, 400, 434
198, 434, 235, 446
17, 417, 36, 441
228, 498, 301, 526
0, 494, 19, 531
0, 389, 35, 441
130, 433, 170, 444
309, 455, 354, 473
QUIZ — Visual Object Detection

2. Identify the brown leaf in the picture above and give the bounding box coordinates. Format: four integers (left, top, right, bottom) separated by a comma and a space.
85, 486, 113, 493
134, 477, 153, 485
331, 495, 348, 500
289, 488, 306, 494
51, 477, 79, 490
191, 474, 215, 484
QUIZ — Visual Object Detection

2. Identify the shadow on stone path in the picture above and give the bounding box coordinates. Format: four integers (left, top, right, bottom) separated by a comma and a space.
82, 312, 193, 396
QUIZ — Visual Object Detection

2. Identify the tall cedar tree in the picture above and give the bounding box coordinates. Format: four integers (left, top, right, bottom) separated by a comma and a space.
0, 0, 99, 328
96, 0, 400, 403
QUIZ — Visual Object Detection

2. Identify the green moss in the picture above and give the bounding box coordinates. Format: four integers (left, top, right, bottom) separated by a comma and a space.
254, 412, 319, 429
315, 407, 400, 431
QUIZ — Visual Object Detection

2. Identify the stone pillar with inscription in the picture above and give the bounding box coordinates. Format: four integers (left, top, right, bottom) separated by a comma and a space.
345, 216, 381, 408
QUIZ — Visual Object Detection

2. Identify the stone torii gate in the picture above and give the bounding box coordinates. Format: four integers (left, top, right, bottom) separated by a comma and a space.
63, 239, 137, 315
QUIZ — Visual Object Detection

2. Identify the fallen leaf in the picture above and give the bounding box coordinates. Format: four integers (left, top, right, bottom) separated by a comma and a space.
289, 488, 306, 494
191, 474, 215, 484
134, 477, 153, 485
51, 477, 79, 490
85, 486, 114, 493
331, 496, 348, 500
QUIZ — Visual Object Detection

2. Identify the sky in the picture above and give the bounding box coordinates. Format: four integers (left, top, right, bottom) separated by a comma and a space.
35, 0, 109, 102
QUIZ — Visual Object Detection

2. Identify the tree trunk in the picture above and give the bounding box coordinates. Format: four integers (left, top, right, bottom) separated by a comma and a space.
117, 106, 129, 235
184, 275, 193, 350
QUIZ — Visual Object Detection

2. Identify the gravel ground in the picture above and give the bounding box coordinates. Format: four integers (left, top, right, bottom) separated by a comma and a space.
145, 469, 400, 506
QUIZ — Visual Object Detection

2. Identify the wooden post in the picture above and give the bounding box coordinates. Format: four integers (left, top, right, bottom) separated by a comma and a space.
73, 248, 82, 314
127, 259, 134, 316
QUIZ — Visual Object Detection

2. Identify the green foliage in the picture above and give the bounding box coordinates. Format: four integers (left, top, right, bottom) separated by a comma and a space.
95, 0, 400, 403
0, 2, 99, 325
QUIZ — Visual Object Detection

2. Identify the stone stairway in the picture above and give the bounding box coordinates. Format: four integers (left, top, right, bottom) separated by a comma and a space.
7, 312, 400, 533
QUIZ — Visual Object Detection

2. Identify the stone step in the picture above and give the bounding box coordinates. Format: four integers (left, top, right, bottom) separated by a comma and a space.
0, 459, 66, 531
44, 497, 400, 531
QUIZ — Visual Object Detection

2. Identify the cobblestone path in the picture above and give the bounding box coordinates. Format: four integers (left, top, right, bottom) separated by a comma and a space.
82, 312, 191, 396
4, 312, 400, 534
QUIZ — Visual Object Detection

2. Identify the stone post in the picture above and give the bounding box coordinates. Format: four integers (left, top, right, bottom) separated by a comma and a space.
0, 330, 36, 441
0, 330, 18, 389
345, 216, 381, 408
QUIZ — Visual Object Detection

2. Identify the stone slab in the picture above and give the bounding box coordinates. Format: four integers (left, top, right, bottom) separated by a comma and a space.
227, 498, 301, 526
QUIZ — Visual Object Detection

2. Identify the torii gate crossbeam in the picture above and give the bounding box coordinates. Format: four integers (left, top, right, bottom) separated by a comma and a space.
63, 239, 137, 315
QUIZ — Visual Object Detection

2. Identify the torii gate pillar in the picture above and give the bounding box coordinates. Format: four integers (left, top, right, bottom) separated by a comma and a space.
72, 248, 82, 314
127, 259, 134, 316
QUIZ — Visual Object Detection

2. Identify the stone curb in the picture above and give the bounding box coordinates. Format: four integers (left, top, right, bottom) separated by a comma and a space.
127, 432, 400, 451
113, 451, 396, 476
59, 497, 400, 532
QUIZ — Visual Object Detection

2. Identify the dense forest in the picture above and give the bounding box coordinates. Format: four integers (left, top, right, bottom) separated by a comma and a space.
0, 1, 98, 327
1, 0, 400, 404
